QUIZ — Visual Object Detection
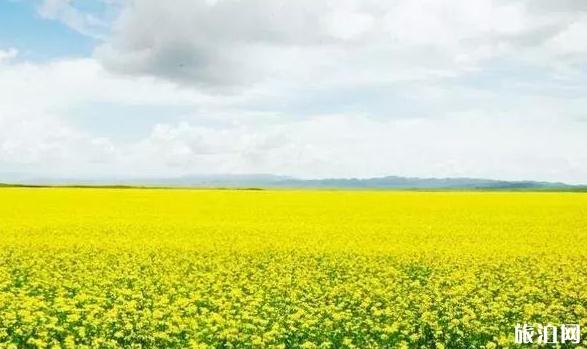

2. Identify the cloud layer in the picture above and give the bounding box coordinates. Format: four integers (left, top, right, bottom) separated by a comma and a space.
1, 0, 587, 183
95, 0, 587, 89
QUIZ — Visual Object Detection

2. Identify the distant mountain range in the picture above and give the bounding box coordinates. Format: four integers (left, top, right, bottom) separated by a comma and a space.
1, 173, 585, 190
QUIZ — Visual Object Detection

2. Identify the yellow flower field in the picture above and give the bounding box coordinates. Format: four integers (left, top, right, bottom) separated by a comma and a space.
0, 188, 586, 348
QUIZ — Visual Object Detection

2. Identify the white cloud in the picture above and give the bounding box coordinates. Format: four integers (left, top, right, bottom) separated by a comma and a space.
321, 9, 375, 41
546, 17, 587, 57
38, 0, 111, 39
3, 0, 587, 183
94, 0, 587, 90
0, 57, 206, 176
0, 115, 113, 167
1, 52, 586, 182
0, 48, 18, 63
122, 113, 587, 183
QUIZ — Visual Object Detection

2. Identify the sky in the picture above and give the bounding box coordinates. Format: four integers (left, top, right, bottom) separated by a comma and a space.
1, 0, 587, 183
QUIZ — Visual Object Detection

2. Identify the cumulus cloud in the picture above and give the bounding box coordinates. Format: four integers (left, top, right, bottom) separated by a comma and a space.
3, 0, 587, 183
3, 52, 586, 183
123, 113, 587, 183
0, 56, 206, 176
93, 0, 587, 90
0, 116, 115, 168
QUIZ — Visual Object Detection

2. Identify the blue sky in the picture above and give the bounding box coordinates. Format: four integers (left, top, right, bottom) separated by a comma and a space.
0, 0, 95, 60
1, 0, 587, 183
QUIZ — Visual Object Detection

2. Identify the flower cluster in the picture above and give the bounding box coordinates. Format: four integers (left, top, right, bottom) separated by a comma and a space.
0, 189, 585, 348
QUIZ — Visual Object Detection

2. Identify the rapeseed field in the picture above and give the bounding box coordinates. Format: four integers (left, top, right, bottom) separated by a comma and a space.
0, 188, 585, 348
